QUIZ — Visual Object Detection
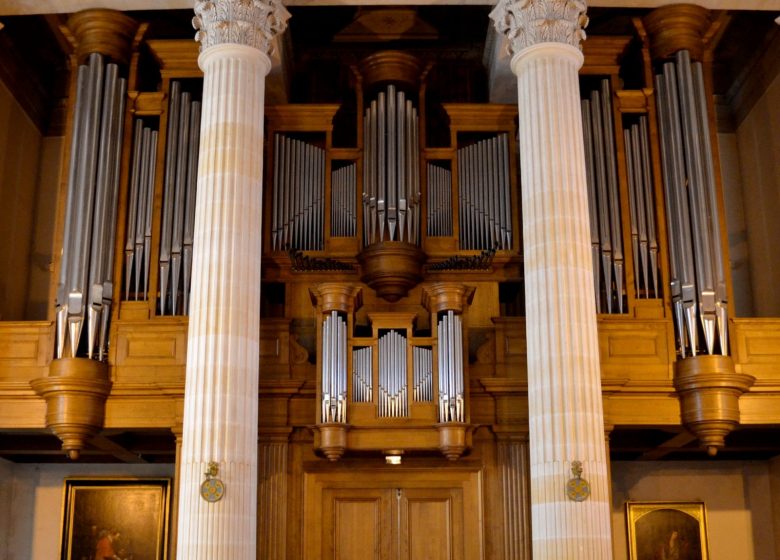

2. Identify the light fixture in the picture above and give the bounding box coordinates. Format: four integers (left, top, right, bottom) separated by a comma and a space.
385, 455, 402, 465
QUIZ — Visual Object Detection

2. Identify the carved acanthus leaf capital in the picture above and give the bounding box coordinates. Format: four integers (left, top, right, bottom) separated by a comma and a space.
489, 0, 588, 55
193, 0, 290, 54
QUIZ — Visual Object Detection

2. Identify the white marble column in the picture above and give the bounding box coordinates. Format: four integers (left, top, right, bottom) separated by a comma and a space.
176, 2, 289, 558
491, 1, 613, 557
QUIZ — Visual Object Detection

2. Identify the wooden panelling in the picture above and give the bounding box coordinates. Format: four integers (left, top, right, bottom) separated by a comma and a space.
112, 318, 187, 385
260, 318, 292, 379
258, 442, 289, 560
401, 488, 462, 560
0, 321, 52, 381
598, 317, 675, 382
732, 318, 780, 382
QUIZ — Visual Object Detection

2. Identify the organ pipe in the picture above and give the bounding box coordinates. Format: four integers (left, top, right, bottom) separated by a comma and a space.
271, 134, 325, 251
331, 163, 357, 237
55, 53, 127, 360
426, 163, 453, 237
378, 329, 409, 418
322, 311, 348, 423
362, 85, 420, 246
656, 50, 728, 357
581, 79, 626, 314
437, 310, 464, 423
124, 120, 158, 304
159, 82, 202, 316
623, 117, 661, 300
456, 134, 512, 251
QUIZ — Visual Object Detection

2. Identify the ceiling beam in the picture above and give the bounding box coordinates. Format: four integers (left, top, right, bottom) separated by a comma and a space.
639, 431, 697, 461
89, 434, 148, 464
1, 0, 779, 16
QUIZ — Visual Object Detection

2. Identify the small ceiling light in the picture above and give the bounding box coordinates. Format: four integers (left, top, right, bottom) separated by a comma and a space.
385, 455, 402, 465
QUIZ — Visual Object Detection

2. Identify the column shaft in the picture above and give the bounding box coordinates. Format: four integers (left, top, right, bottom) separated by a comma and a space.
513, 43, 612, 558
176, 44, 270, 559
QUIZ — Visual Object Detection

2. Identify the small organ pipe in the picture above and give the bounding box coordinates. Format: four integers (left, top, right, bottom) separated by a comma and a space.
159, 81, 180, 317
625, 129, 641, 298
639, 116, 660, 297
183, 101, 201, 314
125, 119, 143, 300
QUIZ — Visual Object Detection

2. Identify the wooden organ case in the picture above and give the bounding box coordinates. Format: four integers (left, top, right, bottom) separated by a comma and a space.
9, 8, 775, 560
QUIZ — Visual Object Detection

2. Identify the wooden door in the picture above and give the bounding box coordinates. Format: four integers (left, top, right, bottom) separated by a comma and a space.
304, 467, 483, 560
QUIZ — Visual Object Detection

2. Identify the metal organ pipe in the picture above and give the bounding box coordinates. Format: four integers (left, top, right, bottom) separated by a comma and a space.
623, 117, 661, 300
437, 310, 464, 423
580, 79, 627, 314
456, 134, 512, 251
271, 134, 325, 251
55, 53, 127, 360
655, 50, 728, 357
321, 312, 348, 423
158, 81, 202, 316
331, 163, 357, 237
362, 85, 421, 246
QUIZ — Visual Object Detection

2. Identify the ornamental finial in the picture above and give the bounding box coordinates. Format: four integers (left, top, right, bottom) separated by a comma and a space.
489, 0, 588, 55
193, 0, 291, 54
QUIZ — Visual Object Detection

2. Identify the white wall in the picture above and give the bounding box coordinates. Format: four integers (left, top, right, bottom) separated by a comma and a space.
0, 462, 174, 560
611, 460, 776, 560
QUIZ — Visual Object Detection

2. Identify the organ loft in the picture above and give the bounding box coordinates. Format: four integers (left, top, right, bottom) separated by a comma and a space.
0, 1, 779, 559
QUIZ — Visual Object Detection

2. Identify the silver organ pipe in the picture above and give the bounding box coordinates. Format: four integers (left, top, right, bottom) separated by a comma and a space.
378, 330, 409, 418
437, 310, 464, 423
352, 346, 373, 403
623, 117, 661, 300
158, 81, 202, 315
413, 346, 433, 402
581, 79, 626, 314
656, 50, 728, 357
426, 163, 453, 237
271, 134, 325, 251
55, 53, 127, 360
362, 85, 421, 246
456, 134, 512, 251
125, 125, 158, 305
322, 311, 348, 423
331, 163, 357, 237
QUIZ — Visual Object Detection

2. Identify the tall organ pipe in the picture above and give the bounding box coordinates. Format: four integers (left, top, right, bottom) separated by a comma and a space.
362, 85, 420, 246
55, 53, 127, 360
655, 50, 728, 357
158, 81, 202, 315
456, 134, 512, 251
437, 311, 464, 423
580, 79, 626, 314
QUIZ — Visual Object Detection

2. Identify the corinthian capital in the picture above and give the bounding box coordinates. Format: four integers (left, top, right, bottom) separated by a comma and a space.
489, 0, 588, 55
193, 0, 290, 54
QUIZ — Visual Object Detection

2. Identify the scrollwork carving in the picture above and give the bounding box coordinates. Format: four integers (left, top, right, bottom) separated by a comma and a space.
193, 0, 290, 54
490, 0, 588, 55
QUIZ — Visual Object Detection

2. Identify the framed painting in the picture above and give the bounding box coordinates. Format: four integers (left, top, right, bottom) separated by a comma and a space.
60, 477, 171, 560
626, 501, 709, 560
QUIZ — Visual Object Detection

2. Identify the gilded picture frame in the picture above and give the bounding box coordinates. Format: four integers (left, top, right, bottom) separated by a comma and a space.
60, 477, 171, 560
626, 501, 709, 560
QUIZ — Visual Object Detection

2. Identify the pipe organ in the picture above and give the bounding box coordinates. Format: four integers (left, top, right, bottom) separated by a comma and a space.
362, 84, 421, 246
624, 116, 661, 301
124, 119, 158, 304
56, 53, 127, 361
581, 79, 626, 314
456, 134, 513, 251
271, 134, 326, 251
158, 81, 202, 316
655, 50, 728, 358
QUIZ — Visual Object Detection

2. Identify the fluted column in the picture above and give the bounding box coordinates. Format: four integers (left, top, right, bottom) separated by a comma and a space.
491, 1, 612, 557
176, 2, 289, 558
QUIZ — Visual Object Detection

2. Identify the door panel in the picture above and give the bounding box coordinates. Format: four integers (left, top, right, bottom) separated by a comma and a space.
322, 488, 392, 560
401, 488, 464, 560
304, 468, 482, 560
